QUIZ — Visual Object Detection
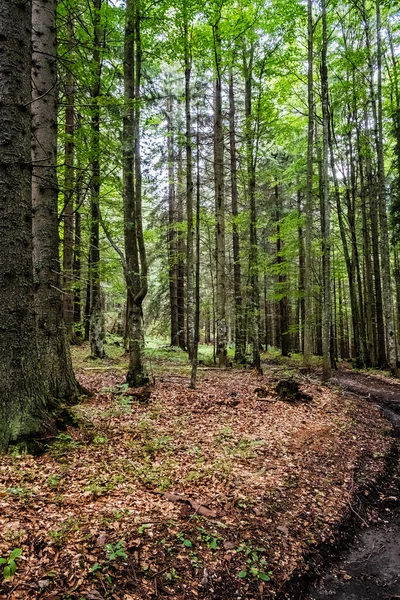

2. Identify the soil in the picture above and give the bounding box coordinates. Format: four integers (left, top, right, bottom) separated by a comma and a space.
306, 368, 400, 600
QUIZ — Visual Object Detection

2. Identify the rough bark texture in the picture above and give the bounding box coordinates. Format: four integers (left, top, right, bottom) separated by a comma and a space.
123, 0, 148, 387
32, 0, 79, 401
0, 0, 56, 452
213, 21, 228, 368
89, 0, 105, 359
62, 14, 76, 340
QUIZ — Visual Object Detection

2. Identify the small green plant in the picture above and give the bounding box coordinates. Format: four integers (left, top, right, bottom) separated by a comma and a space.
197, 527, 219, 550
47, 433, 81, 460
237, 543, 272, 582
6, 486, 32, 498
0, 548, 22, 580
104, 540, 127, 561
138, 523, 151, 535
47, 474, 62, 488
164, 567, 179, 582
176, 532, 193, 548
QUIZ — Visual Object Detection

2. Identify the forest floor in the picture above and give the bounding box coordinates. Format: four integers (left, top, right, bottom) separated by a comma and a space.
304, 367, 400, 600
0, 343, 397, 600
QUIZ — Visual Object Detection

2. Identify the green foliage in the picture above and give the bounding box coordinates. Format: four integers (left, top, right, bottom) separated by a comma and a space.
47, 434, 81, 461
236, 543, 272, 582
0, 548, 22, 580
105, 540, 127, 561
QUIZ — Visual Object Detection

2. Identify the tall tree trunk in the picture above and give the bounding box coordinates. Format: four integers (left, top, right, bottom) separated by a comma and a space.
243, 45, 261, 372
320, 0, 331, 382
0, 0, 56, 452
89, 0, 105, 358
123, 0, 149, 387
361, 0, 394, 369
329, 112, 363, 368
364, 107, 386, 366
375, 0, 397, 372
167, 98, 179, 347
177, 146, 186, 350
73, 199, 82, 330
183, 10, 196, 386
303, 0, 314, 369
229, 65, 246, 363
31, 0, 79, 400
276, 184, 290, 357
194, 112, 201, 370
298, 189, 305, 353
213, 21, 228, 368
62, 13, 75, 341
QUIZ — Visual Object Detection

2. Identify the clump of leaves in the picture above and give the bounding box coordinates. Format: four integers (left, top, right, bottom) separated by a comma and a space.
197, 527, 219, 550
105, 540, 127, 561
176, 532, 193, 548
47, 433, 81, 460
237, 543, 272, 582
84, 474, 125, 496
0, 548, 22, 580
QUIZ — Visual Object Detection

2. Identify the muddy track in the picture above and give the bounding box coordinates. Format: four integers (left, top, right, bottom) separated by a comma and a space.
305, 369, 400, 600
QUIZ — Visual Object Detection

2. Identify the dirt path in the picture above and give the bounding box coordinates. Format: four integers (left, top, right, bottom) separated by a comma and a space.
306, 369, 400, 600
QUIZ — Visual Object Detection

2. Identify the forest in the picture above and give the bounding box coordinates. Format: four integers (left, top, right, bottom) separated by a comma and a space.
1, 0, 400, 598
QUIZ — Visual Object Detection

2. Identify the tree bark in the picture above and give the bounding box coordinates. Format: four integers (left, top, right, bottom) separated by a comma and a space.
123, 0, 149, 387
213, 20, 228, 368
276, 184, 290, 357
228, 65, 246, 363
375, 0, 397, 372
31, 0, 79, 400
166, 97, 179, 347
89, 0, 105, 359
320, 0, 332, 382
244, 43, 261, 372
62, 13, 75, 341
303, 0, 314, 369
0, 0, 57, 452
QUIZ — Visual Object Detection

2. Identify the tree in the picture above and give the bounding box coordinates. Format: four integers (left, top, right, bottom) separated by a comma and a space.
32, 0, 79, 401
89, 0, 106, 359
0, 0, 56, 452
123, 0, 149, 387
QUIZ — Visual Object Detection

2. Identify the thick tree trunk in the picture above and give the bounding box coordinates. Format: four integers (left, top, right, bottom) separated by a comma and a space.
31, 0, 79, 400
0, 0, 56, 452
123, 1, 148, 387
89, 0, 105, 359
213, 21, 228, 368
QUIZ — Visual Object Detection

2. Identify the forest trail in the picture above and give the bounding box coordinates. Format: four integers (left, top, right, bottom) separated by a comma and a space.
306, 368, 400, 600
